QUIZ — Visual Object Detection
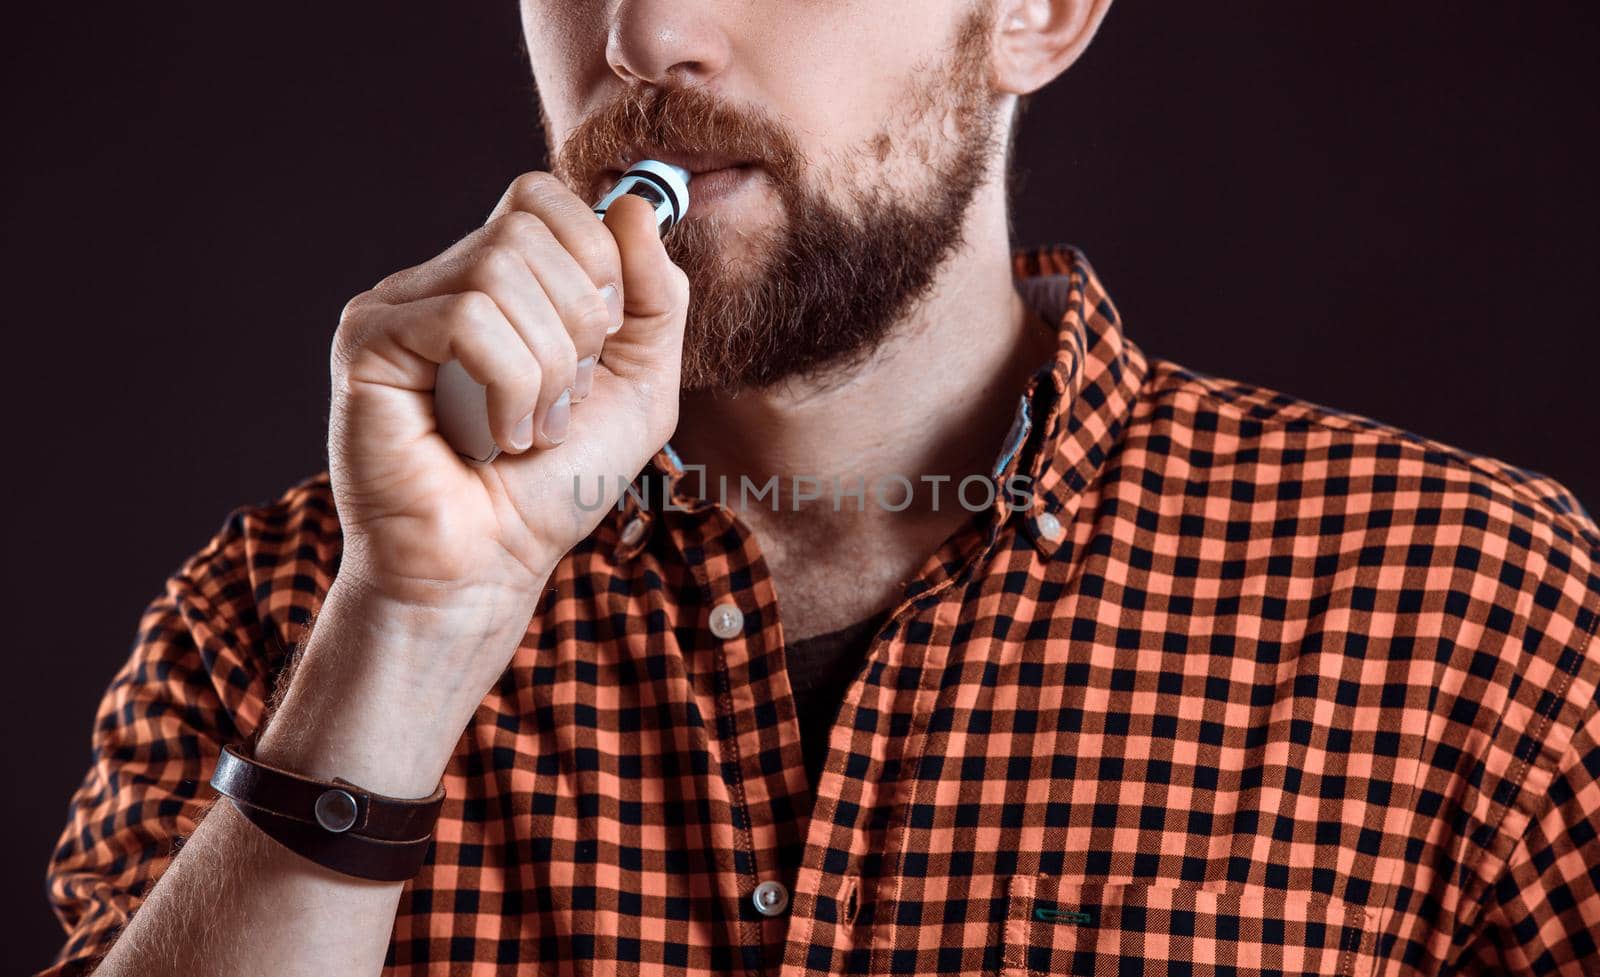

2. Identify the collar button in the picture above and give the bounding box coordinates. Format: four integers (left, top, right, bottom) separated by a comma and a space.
620, 516, 648, 547
1035, 511, 1064, 542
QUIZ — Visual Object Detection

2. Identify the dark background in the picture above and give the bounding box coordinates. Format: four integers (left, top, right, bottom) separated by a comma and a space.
4, 2, 1596, 970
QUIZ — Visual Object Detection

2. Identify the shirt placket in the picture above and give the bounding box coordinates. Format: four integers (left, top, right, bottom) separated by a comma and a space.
635, 458, 808, 977
641, 474, 1004, 977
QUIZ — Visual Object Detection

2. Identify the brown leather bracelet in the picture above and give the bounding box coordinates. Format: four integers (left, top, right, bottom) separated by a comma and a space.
210, 743, 446, 882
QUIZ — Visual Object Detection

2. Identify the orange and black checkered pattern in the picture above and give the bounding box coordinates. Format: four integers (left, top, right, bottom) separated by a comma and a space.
39, 245, 1600, 975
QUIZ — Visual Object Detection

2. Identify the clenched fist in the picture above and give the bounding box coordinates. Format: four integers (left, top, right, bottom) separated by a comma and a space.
328, 172, 689, 633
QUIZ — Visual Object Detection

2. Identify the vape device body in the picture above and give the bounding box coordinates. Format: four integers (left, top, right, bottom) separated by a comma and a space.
433, 161, 691, 463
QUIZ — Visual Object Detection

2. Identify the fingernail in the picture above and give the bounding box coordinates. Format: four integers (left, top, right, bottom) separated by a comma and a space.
541, 388, 572, 444
511, 412, 533, 451
573, 356, 596, 402
600, 283, 623, 335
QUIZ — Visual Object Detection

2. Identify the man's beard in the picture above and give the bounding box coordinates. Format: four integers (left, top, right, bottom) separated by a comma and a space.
548, 6, 1003, 394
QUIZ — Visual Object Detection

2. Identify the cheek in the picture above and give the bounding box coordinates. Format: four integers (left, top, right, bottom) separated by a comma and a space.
520, 2, 606, 132
734, 2, 948, 146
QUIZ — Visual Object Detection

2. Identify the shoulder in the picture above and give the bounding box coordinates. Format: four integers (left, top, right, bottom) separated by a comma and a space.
1128, 354, 1600, 856
1129, 355, 1600, 661
1133, 355, 1599, 561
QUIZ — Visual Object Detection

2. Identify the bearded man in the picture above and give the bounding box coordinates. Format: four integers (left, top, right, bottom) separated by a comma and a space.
39, 1, 1600, 975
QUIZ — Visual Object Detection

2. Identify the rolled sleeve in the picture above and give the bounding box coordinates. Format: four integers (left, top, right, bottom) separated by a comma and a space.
1467, 694, 1600, 973
36, 509, 289, 977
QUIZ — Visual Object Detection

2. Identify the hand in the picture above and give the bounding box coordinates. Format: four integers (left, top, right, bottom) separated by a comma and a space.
328, 172, 689, 626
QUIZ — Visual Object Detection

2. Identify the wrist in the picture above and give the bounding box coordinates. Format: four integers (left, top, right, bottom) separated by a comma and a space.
325, 570, 541, 699
326, 568, 543, 645
255, 573, 539, 796
254, 668, 458, 799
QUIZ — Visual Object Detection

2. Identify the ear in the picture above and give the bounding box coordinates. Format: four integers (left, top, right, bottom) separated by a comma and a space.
990, 0, 1114, 95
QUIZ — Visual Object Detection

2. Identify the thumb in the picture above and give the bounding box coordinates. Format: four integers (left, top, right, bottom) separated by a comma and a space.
599, 192, 690, 380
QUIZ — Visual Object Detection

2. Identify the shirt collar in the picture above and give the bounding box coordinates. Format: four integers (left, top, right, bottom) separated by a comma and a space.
1004, 244, 1151, 555
609, 244, 1149, 560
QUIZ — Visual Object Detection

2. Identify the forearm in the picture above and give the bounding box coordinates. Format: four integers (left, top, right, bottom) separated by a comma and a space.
90, 574, 537, 977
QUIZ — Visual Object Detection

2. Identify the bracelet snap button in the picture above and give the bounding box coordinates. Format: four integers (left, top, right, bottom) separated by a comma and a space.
315, 788, 359, 833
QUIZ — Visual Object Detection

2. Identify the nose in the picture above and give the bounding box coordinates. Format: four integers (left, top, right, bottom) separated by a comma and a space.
606, 0, 733, 88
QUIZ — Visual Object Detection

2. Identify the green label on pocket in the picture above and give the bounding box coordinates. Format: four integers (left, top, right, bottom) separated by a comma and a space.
1035, 906, 1094, 925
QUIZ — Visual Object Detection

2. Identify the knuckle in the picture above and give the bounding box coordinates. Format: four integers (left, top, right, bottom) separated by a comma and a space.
368, 269, 406, 300
539, 328, 578, 370
572, 292, 613, 335
508, 170, 562, 205
573, 228, 617, 261
448, 290, 497, 330
470, 245, 523, 287
571, 235, 622, 282
667, 265, 692, 305
330, 325, 355, 369
331, 293, 376, 366
338, 290, 374, 325
490, 209, 545, 246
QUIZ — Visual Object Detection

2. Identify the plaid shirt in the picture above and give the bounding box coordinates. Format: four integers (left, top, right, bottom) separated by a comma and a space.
40, 245, 1600, 976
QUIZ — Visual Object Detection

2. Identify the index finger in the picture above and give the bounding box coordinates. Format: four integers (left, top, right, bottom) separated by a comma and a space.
488, 171, 624, 298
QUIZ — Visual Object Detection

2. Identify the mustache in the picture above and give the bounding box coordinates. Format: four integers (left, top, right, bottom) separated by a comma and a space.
551, 86, 805, 194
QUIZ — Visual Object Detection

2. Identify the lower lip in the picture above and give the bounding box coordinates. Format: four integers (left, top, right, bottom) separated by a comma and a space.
685, 164, 757, 214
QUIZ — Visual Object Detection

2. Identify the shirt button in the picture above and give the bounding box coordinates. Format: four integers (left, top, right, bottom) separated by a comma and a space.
709, 602, 744, 640
752, 879, 789, 916
619, 516, 648, 547
1035, 511, 1064, 541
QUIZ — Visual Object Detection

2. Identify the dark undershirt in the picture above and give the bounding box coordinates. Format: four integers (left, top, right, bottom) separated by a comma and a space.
784, 609, 893, 799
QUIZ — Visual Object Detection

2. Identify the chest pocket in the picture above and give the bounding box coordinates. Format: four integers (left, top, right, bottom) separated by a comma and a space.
1001, 875, 1374, 977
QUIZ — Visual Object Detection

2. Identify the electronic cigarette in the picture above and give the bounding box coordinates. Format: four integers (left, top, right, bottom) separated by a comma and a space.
592, 159, 691, 236
433, 160, 692, 463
